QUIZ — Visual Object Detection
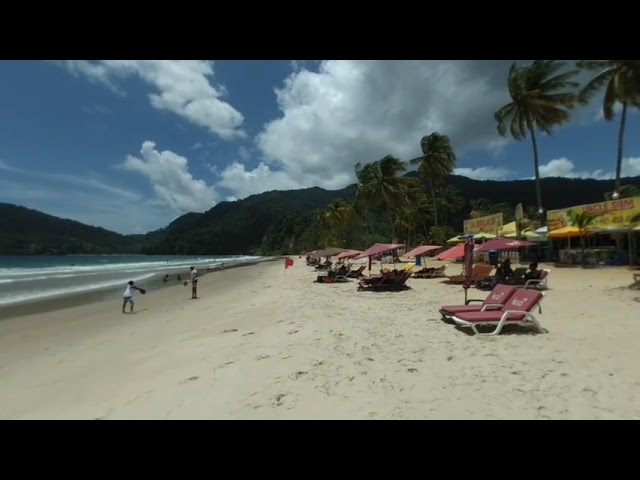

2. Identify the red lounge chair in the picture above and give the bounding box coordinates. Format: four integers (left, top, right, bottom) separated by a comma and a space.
439, 284, 517, 319
450, 288, 546, 336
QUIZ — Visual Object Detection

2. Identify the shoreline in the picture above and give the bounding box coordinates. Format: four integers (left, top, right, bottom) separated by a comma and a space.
0, 257, 280, 321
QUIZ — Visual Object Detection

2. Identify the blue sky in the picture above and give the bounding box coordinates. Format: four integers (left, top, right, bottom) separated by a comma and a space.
0, 60, 638, 234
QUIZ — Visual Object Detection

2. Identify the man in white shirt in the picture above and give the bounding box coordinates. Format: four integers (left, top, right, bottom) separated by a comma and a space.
190, 266, 198, 299
122, 280, 144, 313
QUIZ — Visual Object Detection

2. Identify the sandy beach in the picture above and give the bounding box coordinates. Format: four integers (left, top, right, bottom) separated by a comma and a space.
1, 258, 639, 420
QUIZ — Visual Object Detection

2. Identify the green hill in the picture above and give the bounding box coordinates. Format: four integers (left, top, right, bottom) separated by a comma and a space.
1, 175, 639, 255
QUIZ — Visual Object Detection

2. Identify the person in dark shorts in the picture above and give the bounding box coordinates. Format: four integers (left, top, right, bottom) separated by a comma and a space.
190, 266, 198, 299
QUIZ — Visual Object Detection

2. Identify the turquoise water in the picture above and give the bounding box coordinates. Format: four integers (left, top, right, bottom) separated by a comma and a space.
0, 255, 268, 306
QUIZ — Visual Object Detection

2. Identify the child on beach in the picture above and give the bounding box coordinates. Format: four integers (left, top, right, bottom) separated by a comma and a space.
190, 266, 198, 299
122, 280, 145, 314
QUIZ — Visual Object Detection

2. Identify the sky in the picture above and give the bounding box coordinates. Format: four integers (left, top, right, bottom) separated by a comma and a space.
0, 60, 639, 234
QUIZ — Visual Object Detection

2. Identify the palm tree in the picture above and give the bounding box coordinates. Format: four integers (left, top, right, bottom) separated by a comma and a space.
494, 60, 580, 215
567, 209, 600, 268
410, 132, 456, 227
578, 61, 640, 198
352, 162, 378, 235
435, 184, 464, 227
358, 155, 408, 241
469, 198, 492, 218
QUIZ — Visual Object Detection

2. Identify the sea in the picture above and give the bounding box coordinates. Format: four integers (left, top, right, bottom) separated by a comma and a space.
0, 255, 273, 308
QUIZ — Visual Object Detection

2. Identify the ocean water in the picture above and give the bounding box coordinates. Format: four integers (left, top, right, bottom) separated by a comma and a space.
0, 255, 268, 307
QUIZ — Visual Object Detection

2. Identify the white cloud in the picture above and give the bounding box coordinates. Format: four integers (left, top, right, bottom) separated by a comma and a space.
61, 60, 245, 140
538, 157, 640, 179
217, 162, 303, 198
120, 141, 219, 213
454, 166, 510, 181
248, 60, 516, 193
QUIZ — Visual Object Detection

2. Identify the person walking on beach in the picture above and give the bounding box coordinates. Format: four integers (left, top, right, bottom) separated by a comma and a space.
122, 280, 145, 314
190, 266, 198, 299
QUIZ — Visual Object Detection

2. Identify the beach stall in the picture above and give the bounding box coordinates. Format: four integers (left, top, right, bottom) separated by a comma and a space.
547, 196, 640, 266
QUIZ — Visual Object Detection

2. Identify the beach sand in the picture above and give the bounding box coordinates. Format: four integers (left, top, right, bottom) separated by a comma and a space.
1, 258, 639, 420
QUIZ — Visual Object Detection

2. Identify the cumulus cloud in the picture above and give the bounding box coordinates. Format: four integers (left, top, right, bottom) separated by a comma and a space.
120, 141, 218, 213
217, 162, 303, 198
538, 157, 640, 179
62, 60, 245, 140
244, 60, 516, 193
453, 166, 511, 181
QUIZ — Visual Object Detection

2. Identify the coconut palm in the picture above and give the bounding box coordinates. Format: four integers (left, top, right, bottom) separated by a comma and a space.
435, 184, 464, 227
578, 61, 640, 198
352, 162, 378, 235
410, 132, 456, 227
494, 60, 580, 214
356, 155, 408, 241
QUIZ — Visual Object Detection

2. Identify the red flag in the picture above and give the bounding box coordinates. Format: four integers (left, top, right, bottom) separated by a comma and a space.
285, 257, 294, 268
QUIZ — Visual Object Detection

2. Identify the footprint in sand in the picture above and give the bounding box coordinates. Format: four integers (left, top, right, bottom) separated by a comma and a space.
272, 393, 298, 409
255, 354, 271, 361
222, 329, 238, 333
241, 332, 255, 337
290, 371, 308, 380
287, 329, 299, 335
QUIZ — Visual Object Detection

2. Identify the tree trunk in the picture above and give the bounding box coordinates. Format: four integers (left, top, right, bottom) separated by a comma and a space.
529, 126, 543, 213
615, 101, 628, 195
429, 178, 439, 227
580, 235, 586, 268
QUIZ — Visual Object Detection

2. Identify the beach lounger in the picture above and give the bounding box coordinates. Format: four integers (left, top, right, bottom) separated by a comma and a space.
632, 273, 640, 288
413, 264, 448, 279
450, 288, 546, 336
523, 269, 550, 290
347, 265, 366, 278
357, 269, 413, 291
439, 284, 517, 319
446, 264, 492, 284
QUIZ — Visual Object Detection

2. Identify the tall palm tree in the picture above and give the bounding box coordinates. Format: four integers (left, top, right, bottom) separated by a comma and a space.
494, 60, 580, 215
357, 155, 408, 241
352, 162, 378, 235
410, 132, 456, 227
578, 61, 640, 198
435, 184, 464, 227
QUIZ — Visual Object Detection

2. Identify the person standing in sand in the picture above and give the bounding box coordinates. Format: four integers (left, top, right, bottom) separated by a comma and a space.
190, 266, 198, 299
122, 280, 145, 314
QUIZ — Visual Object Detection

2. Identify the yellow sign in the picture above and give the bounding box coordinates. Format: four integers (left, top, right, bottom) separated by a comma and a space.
463, 213, 503, 235
547, 196, 640, 232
